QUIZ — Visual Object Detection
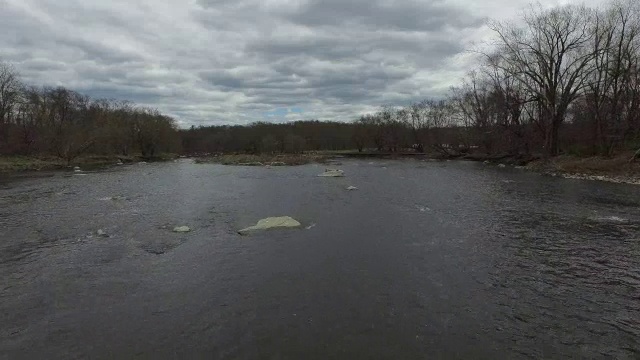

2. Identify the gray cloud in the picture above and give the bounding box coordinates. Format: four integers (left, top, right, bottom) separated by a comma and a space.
0, 0, 608, 126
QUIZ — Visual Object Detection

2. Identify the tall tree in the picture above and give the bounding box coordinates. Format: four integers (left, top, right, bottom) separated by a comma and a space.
488, 5, 598, 155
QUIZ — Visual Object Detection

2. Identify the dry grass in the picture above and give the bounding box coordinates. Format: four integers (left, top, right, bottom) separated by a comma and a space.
0, 154, 174, 172
195, 153, 331, 166
528, 151, 640, 178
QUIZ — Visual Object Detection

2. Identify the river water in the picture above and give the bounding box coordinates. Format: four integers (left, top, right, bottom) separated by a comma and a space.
0, 159, 639, 359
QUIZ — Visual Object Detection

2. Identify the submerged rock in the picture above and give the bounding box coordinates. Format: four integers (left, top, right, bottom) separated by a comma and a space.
173, 226, 191, 233
238, 216, 301, 235
96, 229, 109, 237
318, 169, 345, 177
98, 195, 128, 201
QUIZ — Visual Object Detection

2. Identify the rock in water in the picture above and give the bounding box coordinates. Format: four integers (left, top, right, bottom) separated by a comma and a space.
318, 169, 345, 177
173, 226, 191, 233
497, 164, 507, 168
96, 229, 109, 237
346, 186, 358, 190
238, 216, 301, 235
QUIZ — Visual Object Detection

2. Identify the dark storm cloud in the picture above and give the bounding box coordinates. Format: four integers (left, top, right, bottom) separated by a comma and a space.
285, 0, 484, 31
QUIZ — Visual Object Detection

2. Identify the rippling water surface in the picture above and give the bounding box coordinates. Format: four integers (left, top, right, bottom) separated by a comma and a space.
1, 159, 639, 359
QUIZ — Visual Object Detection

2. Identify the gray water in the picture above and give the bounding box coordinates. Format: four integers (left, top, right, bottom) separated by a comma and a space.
1, 159, 639, 359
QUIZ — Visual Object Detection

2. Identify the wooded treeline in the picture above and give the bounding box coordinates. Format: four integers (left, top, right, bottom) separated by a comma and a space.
0, 62, 180, 162
184, 1, 640, 158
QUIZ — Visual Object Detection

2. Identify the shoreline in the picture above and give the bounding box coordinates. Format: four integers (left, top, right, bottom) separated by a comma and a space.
522, 154, 640, 185
0, 154, 177, 173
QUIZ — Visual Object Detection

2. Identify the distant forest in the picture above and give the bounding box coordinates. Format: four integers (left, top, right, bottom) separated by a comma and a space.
2, 1, 640, 161
0, 63, 181, 162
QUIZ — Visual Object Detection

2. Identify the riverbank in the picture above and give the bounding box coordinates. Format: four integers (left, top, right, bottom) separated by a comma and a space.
194, 153, 331, 166
0, 154, 177, 173
524, 152, 640, 185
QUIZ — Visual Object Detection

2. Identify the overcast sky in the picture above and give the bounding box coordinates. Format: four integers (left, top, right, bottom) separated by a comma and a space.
1, 0, 608, 127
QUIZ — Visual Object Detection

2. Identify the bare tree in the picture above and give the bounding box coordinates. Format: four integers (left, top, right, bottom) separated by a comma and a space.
0, 61, 22, 152
586, 0, 640, 155
488, 5, 598, 155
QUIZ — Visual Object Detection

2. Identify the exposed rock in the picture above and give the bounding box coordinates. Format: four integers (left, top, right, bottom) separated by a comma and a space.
238, 162, 264, 166
238, 216, 301, 235
270, 161, 287, 166
346, 186, 358, 190
497, 164, 507, 168
318, 169, 345, 177
173, 226, 191, 233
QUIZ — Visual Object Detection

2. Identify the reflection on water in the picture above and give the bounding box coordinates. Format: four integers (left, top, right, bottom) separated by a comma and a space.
1, 159, 639, 359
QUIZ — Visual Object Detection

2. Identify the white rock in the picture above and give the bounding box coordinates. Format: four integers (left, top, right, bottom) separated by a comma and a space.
238, 216, 301, 235
318, 169, 345, 177
173, 226, 191, 233
96, 229, 109, 237
346, 186, 358, 190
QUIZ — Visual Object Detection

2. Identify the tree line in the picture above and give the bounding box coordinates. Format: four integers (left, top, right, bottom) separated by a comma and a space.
184, 1, 640, 158
0, 62, 180, 162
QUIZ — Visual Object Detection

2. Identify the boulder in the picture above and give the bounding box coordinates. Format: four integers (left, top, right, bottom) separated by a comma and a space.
318, 169, 345, 177
238, 216, 301, 235
173, 226, 191, 233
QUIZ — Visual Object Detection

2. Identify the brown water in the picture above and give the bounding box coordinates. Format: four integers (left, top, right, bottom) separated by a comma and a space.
1, 159, 639, 359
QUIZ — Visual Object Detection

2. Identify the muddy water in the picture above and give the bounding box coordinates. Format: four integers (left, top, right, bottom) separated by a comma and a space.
1, 159, 639, 359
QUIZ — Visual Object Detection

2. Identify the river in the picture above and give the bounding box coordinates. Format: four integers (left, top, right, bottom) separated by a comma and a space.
1, 159, 639, 359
